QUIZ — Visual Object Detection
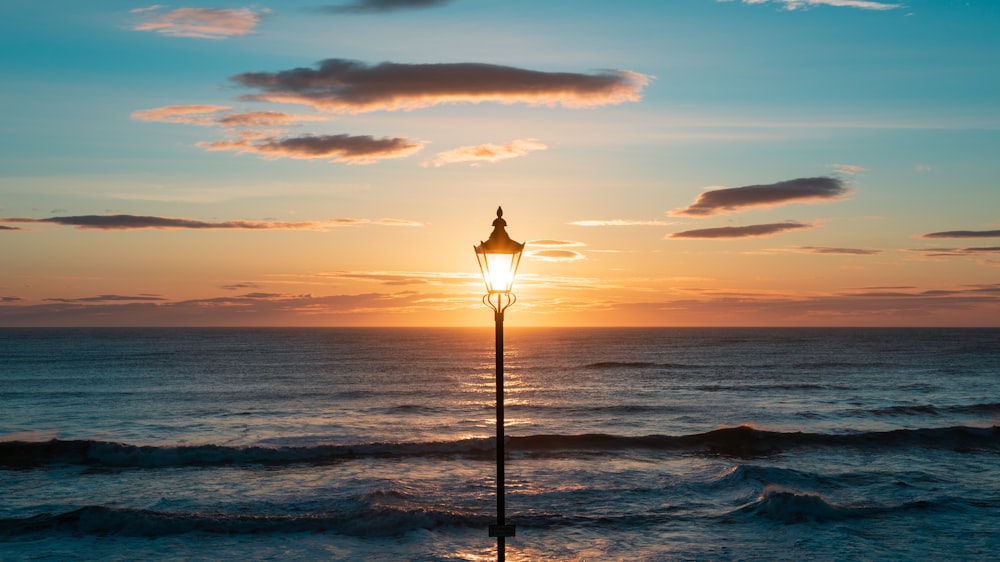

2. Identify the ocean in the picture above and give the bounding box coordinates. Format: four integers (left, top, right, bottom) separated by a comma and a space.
1, 327, 998, 561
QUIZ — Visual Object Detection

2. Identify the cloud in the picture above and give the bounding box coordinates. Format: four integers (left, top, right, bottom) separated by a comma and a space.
215, 111, 327, 127
222, 282, 262, 291
911, 246, 1000, 258
321, 271, 474, 286
132, 7, 265, 39
197, 132, 424, 164
672, 177, 848, 217
731, 0, 901, 10
1, 214, 423, 231
131, 105, 232, 125
668, 221, 813, 239
372, 218, 424, 227
528, 249, 586, 262
0, 292, 434, 327
130, 5, 165, 14
423, 139, 547, 167
1, 296, 23, 302
230, 59, 651, 113
569, 219, 673, 227
0, 289, 490, 327
317, 0, 453, 14
524, 239, 586, 262
132, 105, 326, 127
5, 282, 1000, 327
831, 164, 866, 175
44, 294, 167, 303
601, 284, 1000, 327
530, 239, 585, 247
921, 229, 1000, 239
797, 246, 881, 255
0, 225, 21, 231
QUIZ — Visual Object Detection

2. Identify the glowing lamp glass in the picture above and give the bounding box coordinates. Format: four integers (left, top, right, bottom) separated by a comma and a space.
477, 249, 522, 294
474, 207, 525, 295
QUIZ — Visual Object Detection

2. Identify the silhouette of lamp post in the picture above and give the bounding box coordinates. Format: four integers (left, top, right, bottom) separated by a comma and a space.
474, 206, 524, 562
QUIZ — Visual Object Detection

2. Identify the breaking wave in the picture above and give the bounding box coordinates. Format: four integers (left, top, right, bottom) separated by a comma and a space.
731, 485, 966, 524
2, 425, 997, 470
0, 503, 483, 539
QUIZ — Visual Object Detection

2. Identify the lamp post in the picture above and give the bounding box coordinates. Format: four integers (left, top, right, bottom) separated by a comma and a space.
474, 206, 524, 562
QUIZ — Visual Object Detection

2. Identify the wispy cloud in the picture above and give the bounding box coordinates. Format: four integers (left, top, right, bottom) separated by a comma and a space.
730, 0, 901, 11
529, 239, 585, 247
9, 283, 998, 327
604, 284, 1000, 326
529, 249, 586, 262
569, 219, 673, 227
0, 291, 448, 327
668, 221, 813, 239
130, 5, 165, 14
320, 271, 475, 286
316, 0, 453, 14
831, 163, 866, 175
197, 132, 424, 164
131, 105, 231, 125
132, 105, 326, 127
373, 218, 424, 227
1, 215, 423, 231
231, 59, 651, 113
221, 282, 262, 291
44, 294, 166, 303
132, 7, 265, 39
796, 246, 881, 255
921, 229, 1000, 239
526, 240, 586, 262
0, 225, 21, 231
423, 139, 547, 167
911, 246, 1000, 258
671, 177, 849, 217
215, 111, 327, 127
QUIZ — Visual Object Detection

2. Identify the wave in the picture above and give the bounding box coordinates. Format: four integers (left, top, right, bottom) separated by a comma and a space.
853, 402, 1000, 419
513, 425, 1000, 458
695, 383, 838, 392
0, 502, 484, 539
2, 425, 997, 470
0, 438, 496, 470
729, 485, 971, 524
737, 486, 847, 523
581, 361, 699, 370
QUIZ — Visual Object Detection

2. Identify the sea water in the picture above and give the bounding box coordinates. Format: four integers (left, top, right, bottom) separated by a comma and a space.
1, 327, 998, 560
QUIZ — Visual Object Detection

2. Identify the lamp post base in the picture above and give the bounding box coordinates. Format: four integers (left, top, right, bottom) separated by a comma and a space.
489, 524, 516, 537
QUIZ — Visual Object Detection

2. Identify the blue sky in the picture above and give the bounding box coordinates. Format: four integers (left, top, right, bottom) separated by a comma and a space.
1, 0, 999, 326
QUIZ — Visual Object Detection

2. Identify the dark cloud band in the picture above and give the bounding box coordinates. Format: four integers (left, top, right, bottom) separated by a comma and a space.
672, 177, 848, 217
669, 221, 812, 239
317, 0, 453, 14
1, 215, 421, 231
198, 133, 422, 164
921, 229, 1000, 239
231, 59, 650, 113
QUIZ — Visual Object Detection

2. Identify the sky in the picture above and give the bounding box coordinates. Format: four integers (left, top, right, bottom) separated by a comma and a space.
1, 0, 999, 327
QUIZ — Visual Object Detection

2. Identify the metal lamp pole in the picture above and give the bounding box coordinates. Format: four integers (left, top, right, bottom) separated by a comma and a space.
489, 294, 513, 561
474, 207, 524, 562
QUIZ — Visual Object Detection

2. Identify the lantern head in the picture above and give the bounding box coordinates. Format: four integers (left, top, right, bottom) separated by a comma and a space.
474, 207, 525, 294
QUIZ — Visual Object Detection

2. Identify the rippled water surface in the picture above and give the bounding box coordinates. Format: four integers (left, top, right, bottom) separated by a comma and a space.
2, 327, 998, 560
